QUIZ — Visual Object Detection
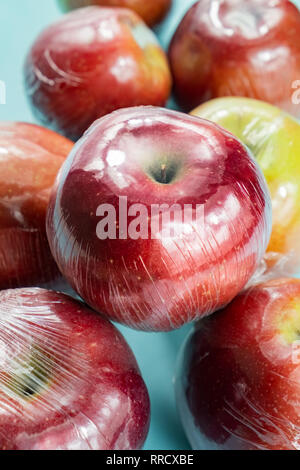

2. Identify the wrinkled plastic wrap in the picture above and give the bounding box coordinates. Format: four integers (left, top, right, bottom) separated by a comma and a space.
46, 106, 272, 332
175, 278, 300, 450
168, 0, 300, 118
24, 6, 171, 141
0, 122, 73, 290
57, 0, 172, 28
0, 288, 150, 450
192, 96, 300, 279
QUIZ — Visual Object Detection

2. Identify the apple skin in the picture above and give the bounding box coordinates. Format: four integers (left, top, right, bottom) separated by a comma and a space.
168, 0, 300, 117
0, 288, 150, 450
176, 278, 300, 450
57, 0, 172, 27
0, 122, 73, 290
191, 97, 300, 275
46, 106, 272, 332
24, 7, 172, 142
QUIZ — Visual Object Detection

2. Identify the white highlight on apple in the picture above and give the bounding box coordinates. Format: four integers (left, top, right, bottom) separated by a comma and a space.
0, 339, 8, 359
96, 196, 205, 240
0, 80, 6, 105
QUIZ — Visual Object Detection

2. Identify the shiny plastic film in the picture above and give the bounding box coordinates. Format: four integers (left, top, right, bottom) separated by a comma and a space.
168, 0, 300, 118
0, 122, 73, 290
46, 106, 272, 332
175, 278, 300, 451
24, 6, 172, 141
191, 97, 300, 279
0, 288, 150, 450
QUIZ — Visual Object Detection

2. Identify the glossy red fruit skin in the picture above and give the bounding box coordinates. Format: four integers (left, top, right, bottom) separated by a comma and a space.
46, 106, 272, 332
58, 0, 172, 27
0, 288, 150, 450
24, 7, 171, 141
168, 0, 300, 117
0, 122, 73, 290
176, 278, 300, 450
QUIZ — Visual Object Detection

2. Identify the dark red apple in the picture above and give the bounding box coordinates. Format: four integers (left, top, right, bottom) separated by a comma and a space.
176, 278, 300, 450
58, 0, 172, 27
0, 122, 73, 290
168, 0, 300, 117
0, 287, 150, 450
46, 106, 272, 332
24, 7, 172, 141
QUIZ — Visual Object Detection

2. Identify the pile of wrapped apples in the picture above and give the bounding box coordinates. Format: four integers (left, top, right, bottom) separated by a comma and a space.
1, 0, 300, 450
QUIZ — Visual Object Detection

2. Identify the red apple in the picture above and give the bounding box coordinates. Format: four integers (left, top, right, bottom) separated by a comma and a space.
46, 106, 272, 332
168, 0, 300, 117
176, 278, 300, 450
0, 287, 150, 450
0, 122, 73, 290
58, 0, 172, 27
24, 7, 172, 141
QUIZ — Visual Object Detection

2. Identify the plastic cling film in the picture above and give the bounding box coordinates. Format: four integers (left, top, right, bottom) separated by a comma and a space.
192, 97, 300, 278
23, 7, 171, 141
168, 0, 300, 118
0, 288, 150, 450
0, 122, 73, 290
175, 279, 300, 451
46, 106, 272, 332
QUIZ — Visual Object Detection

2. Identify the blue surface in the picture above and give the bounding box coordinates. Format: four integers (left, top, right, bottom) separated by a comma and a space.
1, 0, 300, 451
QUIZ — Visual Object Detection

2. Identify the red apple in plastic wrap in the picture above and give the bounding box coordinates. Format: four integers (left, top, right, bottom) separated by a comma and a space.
0, 288, 150, 450
176, 278, 300, 450
0, 122, 73, 290
46, 106, 272, 332
58, 0, 172, 27
168, 0, 300, 117
24, 7, 172, 141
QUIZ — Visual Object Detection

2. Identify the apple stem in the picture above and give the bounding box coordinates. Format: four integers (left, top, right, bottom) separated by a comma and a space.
161, 164, 167, 184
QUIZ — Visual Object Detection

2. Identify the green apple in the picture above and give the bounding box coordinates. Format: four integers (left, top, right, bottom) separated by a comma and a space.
192, 97, 300, 274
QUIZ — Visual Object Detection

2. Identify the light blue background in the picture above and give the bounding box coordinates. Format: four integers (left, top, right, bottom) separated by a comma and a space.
1, 0, 300, 451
